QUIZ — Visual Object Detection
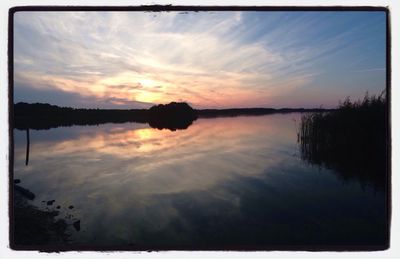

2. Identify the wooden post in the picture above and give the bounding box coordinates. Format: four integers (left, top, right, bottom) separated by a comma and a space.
25, 128, 30, 166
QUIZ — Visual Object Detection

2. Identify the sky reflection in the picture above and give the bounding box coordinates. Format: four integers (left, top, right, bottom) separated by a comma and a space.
13, 114, 387, 247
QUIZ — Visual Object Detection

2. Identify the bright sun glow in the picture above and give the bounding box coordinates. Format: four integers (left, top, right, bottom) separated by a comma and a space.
136, 91, 160, 103
138, 78, 156, 87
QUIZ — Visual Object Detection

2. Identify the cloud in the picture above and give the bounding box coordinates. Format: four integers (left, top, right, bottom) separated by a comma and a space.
354, 68, 386, 73
14, 76, 153, 109
14, 11, 386, 108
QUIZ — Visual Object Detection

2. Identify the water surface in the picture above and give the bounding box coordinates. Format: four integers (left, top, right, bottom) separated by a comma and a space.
13, 114, 388, 248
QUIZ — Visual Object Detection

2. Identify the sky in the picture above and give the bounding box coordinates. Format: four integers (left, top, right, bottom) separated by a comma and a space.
13, 11, 386, 109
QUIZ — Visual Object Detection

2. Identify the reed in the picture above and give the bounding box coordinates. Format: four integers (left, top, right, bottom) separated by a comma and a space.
299, 92, 388, 191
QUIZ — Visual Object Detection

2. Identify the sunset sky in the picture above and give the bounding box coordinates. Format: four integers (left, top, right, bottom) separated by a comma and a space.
14, 11, 386, 109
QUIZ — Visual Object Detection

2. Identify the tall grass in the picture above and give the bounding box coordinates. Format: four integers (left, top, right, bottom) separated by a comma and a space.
299, 92, 388, 191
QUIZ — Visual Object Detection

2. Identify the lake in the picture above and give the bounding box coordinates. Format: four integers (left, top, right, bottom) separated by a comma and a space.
13, 113, 388, 249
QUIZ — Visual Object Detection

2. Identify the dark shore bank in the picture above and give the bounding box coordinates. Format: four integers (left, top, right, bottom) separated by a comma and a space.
13, 182, 69, 246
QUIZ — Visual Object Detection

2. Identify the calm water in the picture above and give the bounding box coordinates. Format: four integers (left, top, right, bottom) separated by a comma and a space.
13, 114, 388, 248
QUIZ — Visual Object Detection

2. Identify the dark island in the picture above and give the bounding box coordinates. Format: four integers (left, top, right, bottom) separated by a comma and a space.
13, 102, 330, 131
148, 102, 198, 130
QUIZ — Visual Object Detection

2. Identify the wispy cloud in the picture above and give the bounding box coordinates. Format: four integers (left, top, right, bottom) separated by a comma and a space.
354, 68, 386, 73
14, 11, 386, 108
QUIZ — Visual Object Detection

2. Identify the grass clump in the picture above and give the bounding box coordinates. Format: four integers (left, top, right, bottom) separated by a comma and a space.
299, 92, 388, 191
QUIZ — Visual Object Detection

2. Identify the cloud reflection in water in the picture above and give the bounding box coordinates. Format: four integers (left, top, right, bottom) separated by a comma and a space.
13, 114, 387, 247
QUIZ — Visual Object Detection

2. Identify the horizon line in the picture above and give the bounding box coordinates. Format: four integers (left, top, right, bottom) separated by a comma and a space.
13, 101, 333, 111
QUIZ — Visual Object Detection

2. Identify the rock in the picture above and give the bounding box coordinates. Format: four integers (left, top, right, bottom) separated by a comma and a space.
68, 205, 74, 209
14, 185, 35, 200
56, 206, 61, 209
73, 220, 80, 231
46, 200, 55, 206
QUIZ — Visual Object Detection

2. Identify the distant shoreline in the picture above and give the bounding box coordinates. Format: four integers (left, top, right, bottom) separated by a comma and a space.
13, 102, 333, 130
196, 107, 332, 118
